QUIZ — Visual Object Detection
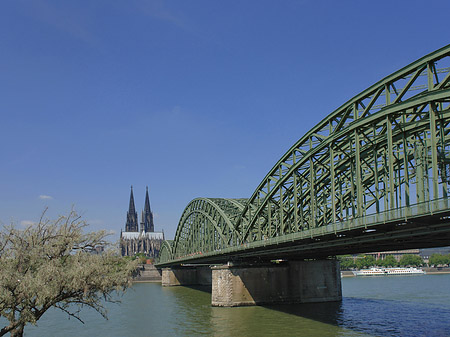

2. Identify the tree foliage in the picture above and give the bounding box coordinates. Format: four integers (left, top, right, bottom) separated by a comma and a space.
377, 255, 398, 267
133, 252, 149, 264
428, 253, 450, 266
355, 255, 376, 269
338, 255, 355, 270
0, 210, 138, 337
398, 254, 423, 267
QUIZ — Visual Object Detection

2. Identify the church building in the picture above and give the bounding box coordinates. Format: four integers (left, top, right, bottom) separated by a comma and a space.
120, 186, 164, 257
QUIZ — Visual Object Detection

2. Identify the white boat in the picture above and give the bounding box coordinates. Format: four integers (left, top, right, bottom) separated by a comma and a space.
352, 267, 425, 276
384, 267, 425, 275
352, 267, 385, 276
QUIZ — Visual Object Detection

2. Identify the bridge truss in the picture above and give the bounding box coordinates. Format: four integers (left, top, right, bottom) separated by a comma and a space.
158, 45, 450, 266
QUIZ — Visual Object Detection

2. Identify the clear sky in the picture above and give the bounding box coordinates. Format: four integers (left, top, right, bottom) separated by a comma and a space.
1, 0, 449, 240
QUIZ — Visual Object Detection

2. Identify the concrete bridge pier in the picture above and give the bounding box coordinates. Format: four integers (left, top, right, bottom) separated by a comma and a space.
162, 266, 212, 286
211, 260, 341, 307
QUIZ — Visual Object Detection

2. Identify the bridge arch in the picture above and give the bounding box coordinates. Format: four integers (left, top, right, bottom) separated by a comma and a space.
171, 198, 247, 260
159, 45, 450, 264
158, 240, 174, 264
236, 44, 450, 242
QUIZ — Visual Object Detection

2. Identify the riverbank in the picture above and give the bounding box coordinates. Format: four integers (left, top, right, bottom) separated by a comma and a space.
133, 264, 162, 282
135, 265, 450, 281
423, 266, 450, 274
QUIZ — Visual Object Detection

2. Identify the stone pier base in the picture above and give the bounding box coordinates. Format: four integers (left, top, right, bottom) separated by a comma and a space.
211, 260, 341, 307
162, 266, 212, 286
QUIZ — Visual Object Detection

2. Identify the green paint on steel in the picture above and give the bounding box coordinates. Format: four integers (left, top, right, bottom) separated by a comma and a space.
157, 45, 450, 266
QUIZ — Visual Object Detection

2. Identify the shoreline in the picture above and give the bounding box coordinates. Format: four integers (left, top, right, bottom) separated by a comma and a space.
132, 264, 162, 282
131, 264, 450, 280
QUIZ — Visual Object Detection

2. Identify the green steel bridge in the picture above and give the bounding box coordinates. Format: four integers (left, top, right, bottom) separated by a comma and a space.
157, 45, 450, 268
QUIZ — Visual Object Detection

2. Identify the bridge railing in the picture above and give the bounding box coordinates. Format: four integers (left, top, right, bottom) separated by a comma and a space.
235, 197, 450, 246
331, 197, 450, 235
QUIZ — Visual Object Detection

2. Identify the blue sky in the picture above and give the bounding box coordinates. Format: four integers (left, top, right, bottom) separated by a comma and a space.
1, 0, 449, 240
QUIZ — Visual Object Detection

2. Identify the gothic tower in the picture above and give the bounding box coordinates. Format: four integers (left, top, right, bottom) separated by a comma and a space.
125, 186, 139, 232
140, 186, 155, 232
121, 186, 163, 257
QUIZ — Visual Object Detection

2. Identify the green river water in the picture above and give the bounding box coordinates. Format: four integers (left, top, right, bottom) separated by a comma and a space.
6, 274, 450, 336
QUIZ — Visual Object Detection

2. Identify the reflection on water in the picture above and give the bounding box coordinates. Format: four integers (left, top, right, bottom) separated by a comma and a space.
209, 302, 362, 337
9, 274, 450, 337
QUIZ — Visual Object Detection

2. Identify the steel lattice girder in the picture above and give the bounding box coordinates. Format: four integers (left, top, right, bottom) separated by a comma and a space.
170, 198, 246, 260
236, 45, 450, 242
159, 240, 174, 263
240, 90, 450, 242
160, 45, 450, 264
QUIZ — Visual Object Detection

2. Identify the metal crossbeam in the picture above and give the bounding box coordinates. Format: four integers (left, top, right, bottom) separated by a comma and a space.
158, 45, 450, 266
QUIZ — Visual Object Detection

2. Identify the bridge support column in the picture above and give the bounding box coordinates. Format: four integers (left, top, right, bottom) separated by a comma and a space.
211, 260, 341, 307
162, 266, 212, 286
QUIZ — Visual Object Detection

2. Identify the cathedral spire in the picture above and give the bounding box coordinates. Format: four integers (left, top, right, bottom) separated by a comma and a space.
144, 186, 151, 214
141, 186, 155, 232
129, 185, 136, 215
125, 186, 139, 232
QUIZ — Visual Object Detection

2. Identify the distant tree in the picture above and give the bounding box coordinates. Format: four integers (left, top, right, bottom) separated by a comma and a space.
134, 252, 151, 264
338, 255, 355, 270
356, 255, 376, 269
0, 210, 138, 337
429, 253, 450, 267
429, 253, 442, 266
399, 254, 423, 267
378, 255, 398, 267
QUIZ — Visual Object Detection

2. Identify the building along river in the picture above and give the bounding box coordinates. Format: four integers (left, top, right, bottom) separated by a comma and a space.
11, 274, 450, 336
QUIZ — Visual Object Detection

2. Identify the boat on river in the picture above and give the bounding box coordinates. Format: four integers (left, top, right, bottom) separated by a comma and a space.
352, 267, 425, 276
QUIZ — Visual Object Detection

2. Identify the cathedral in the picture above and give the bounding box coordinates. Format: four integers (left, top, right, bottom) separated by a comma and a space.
120, 186, 164, 257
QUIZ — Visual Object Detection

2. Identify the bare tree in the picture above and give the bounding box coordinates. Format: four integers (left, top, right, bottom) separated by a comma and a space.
0, 210, 138, 337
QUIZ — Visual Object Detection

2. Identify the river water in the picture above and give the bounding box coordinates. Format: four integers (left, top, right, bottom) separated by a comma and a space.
9, 274, 450, 336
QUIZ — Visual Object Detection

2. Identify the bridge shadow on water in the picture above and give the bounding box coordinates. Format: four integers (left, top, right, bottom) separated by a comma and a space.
182, 284, 212, 293
180, 285, 450, 337
263, 300, 343, 326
